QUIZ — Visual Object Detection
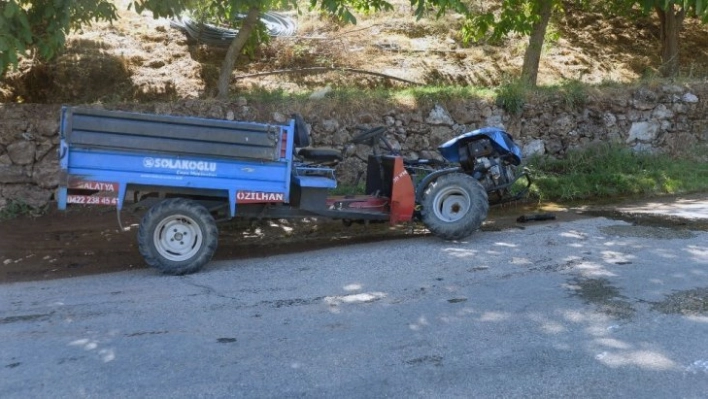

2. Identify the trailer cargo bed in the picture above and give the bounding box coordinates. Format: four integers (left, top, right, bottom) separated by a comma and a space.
57, 107, 298, 217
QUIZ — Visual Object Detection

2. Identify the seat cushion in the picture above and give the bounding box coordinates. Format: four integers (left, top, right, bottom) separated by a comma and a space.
297, 148, 342, 163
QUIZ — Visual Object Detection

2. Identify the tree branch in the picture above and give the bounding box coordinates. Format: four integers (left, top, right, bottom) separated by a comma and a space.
233, 67, 423, 85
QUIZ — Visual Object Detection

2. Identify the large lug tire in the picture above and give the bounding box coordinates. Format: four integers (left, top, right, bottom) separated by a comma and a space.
420, 173, 489, 240
138, 198, 218, 275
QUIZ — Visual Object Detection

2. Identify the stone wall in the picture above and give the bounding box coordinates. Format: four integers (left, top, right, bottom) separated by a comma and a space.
0, 83, 705, 210
0, 104, 62, 209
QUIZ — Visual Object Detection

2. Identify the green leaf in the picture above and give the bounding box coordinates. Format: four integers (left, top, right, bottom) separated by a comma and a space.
18, 12, 30, 32
3, 2, 17, 19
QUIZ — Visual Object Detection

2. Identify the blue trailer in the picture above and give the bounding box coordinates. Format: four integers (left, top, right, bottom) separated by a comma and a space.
57, 107, 507, 274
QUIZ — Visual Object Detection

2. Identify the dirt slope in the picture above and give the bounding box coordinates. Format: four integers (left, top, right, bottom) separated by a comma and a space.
1, 1, 707, 103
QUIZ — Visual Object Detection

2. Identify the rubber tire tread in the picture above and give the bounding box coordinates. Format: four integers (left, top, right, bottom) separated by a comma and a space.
420, 173, 489, 240
138, 198, 218, 275
293, 113, 310, 148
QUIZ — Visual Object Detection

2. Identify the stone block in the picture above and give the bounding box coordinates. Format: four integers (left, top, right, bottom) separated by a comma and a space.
319, 119, 339, 134
522, 139, 545, 157
652, 104, 674, 120
7, 141, 36, 165
0, 164, 32, 183
272, 111, 287, 123
448, 103, 477, 125
428, 126, 453, 148
32, 157, 60, 188
554, 115, 575, 133
545, 138, 564, 154
682, 93, 699, 103
485, 115, 504, 128
405, 134, 430, 152
0, 184, 52, 209
425, 105, 455, 126
35, 142, 56, 161
33, 119, 60, 137
627, 121, 661, 143
603, 112, 617, 128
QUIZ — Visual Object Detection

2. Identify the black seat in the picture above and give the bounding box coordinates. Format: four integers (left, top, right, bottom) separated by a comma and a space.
297, 148, 342, 163
292, 114, 342, 164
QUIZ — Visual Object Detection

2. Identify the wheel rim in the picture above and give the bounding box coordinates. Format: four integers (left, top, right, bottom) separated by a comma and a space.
432, 186, 471, 223
153, 214, 203, 262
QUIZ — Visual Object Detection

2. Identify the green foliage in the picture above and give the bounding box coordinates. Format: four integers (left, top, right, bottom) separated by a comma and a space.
461, 0, 563, 43
635, 0, 708, 21
542, 79, 588, 110
543, 26, 560, 46
313, 0, 393, 24
562, 81, 587, 110
397, 85, 494, 102
0, 0, 117, 76
132, 0, 470, 25
495, 78, 587, 114
129, 0, 191, 18
527, 143, 708, 202
0, 200, 43, 220
495, 79, 529, 115
330, 182, 366, 196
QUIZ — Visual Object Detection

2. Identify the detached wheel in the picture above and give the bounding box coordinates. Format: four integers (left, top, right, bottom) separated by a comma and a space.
138, 198, 218, 275
292, 113, 310, 147
421, 173, 489, 240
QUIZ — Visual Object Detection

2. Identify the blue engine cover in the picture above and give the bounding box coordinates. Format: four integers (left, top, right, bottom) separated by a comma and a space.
438, 127, 522, 165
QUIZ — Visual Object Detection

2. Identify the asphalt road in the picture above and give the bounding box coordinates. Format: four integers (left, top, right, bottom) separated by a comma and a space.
2, 216, 708, 398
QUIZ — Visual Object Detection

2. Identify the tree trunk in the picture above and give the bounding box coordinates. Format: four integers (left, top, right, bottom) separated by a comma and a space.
520, 0, 553, 86
655, 5, 685, 78
216, 6, 261, 99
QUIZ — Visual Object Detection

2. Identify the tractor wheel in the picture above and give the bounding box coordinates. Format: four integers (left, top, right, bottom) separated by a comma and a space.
138, 198, 218, 275
420, 173, 489, 240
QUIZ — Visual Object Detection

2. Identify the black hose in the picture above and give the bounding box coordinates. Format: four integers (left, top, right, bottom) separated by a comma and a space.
170, 12, 296, 47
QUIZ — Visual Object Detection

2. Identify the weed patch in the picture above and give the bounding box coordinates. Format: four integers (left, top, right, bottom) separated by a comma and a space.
330, 183, 366, 196
495, 79, 528, 115
527, 143, 708, 202
0, 200, 44, 220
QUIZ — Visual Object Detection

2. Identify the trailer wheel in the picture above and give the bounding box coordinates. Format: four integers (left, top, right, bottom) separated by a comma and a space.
138, 198, 218, 275
421, 173, 489, 240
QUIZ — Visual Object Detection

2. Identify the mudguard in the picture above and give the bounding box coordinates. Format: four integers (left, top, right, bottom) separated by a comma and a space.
389, 157, 415, 224
438, 127, 522, 166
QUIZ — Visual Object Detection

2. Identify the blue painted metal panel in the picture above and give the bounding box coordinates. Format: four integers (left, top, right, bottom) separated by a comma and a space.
283, 119, 295, 196
57, 106, 301, 218
67, 168, 289, 195
68, 150, 289, 183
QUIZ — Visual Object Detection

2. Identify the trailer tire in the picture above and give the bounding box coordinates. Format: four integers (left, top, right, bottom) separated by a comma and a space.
420, 173, 488, 240
138, 198, 218, 275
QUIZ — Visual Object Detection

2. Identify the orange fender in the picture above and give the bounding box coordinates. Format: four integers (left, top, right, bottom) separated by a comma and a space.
389, 157, 415, 224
